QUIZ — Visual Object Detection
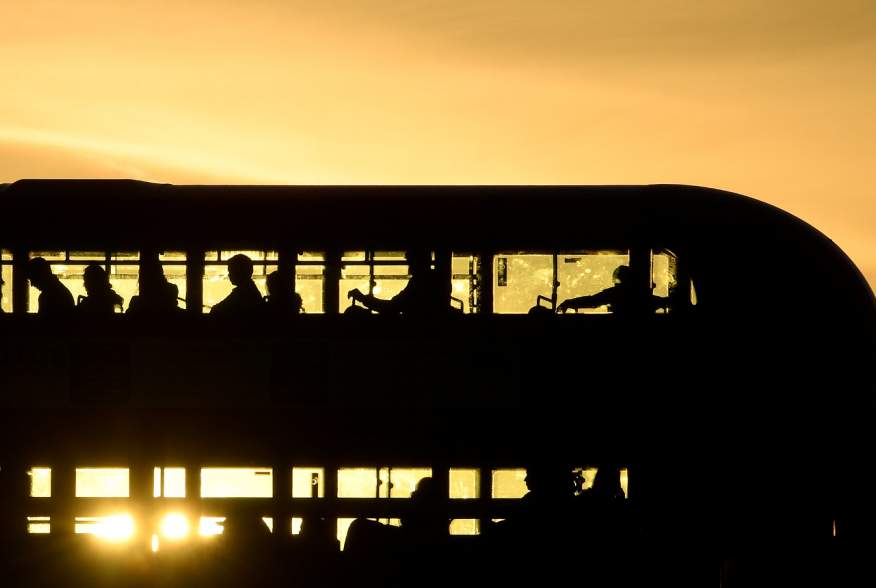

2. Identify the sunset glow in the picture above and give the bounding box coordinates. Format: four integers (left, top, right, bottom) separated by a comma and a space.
1, 1, 873, 288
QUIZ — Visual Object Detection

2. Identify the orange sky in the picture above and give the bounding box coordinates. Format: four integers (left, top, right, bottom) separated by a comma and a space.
2, 1, 874, 289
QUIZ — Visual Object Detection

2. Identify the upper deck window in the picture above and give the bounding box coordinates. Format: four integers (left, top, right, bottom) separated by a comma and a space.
204, 250, 277, 311
494, 251, 631, 314
1, 249, 11, 312
452, 253, 480, 313
297, 252, 324, 313
340, 251, 411, 313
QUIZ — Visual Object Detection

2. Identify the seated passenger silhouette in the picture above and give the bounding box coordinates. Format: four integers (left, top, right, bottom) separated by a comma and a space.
211, 254, 263, 315
126, 255, 180, 314
77, 264, 123, 314
344, 477, 449, 588
264, 270, 302, 315
557, 265, 663, 315
346, 251, 448, 316
26, 257, 74, 315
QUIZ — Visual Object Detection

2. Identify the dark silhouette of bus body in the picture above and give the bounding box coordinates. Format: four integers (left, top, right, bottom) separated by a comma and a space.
0, 180, 873, 588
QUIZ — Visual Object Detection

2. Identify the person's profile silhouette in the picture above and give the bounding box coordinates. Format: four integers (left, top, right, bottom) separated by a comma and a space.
26, 257, 74, 315
126, 254, 180, 314
211, 254, 263, 315
346, 251, 449, 316
77, 264, 123, 314
264, 269, 302, 315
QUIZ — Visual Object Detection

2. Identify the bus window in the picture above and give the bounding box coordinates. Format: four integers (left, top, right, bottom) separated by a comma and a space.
337, 466, 431, 498
29, 467, 51, 497
493, 254, 554, 314
450, 468, 480, 534
27, 517, 50, 534
492, 468, 528, 498
76, 468, 129, 497
573, 466, 630, 497
297, 252, 324, 314
204, 250, 277, 310
339, 251, 410, 313
292, 467, 325, 498
200, 468, 273, 498
158, 252, 187, 309
450, 519, 479, 535
557, 251, 630, 314
109, 252, 140, 310
153, 467, 186, 498
652, 249, 697, 311
451, 254, 479, 313
1, 249, 12, 312
449, 468, 479, 499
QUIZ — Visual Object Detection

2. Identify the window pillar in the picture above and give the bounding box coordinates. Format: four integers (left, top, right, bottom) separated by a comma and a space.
186, 249, 204, 314
12, 248, 28, 313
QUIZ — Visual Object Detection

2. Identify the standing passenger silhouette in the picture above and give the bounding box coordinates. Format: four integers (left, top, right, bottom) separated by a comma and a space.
126, 254, 180, 314
211, 254, 263, 315
26, 257, 74, 315
346, 251, 448, 316
77, 264, 123, 314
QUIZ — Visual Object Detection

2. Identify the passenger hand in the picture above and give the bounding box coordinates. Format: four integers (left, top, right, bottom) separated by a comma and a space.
348, 288, 362, 301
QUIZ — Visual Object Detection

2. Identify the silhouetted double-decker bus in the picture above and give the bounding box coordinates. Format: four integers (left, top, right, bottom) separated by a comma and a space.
0, 180, 873, 587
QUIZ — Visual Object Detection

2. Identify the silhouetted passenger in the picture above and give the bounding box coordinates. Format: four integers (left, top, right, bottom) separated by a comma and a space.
217, 513, 276, 588
26, 257, 74, 315
484, 462, 580, 586
557, 265, 664, 315
264, 270, 302, 315
344, 477, 450, 588
0, 276, 5, 313
126, 255, 180, 314
77, 264, 123, 314
346, 251, 449, 316
211, 254, 263, 315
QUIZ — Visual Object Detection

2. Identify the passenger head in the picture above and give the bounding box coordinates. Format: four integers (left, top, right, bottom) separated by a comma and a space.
591, 466, 624, 500
26, 257, 53, 289
227, 254, 254, 286
525, 463, 575, 497
402, 477, 445, 535
83, 264, 110, 295
404, 250, 432, 274
266, 269, 293, 298
613, 265, 632, 285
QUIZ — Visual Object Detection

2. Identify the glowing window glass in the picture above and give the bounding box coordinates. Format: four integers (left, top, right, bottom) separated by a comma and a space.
557, 251, 630, 314
450, 519, 479, 535
494, 254, 553, 314
76, 468, 129, 498
200, 468, 272, 498
27, 516, 51, 534
449, 468, 479, 499
337, 468, 378, 498
292, 467, 325, 498
339, 251, 410, 313
29, 468, 51, 497
153, 467, 186, 498
1, 249, 12, 312
451, 254, 479, 313
491, 469, 527, 499
296, 253, 324, 314
203, 250, 276, 310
